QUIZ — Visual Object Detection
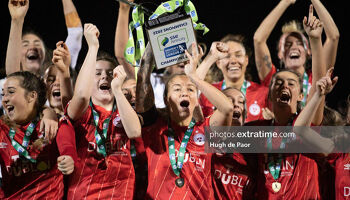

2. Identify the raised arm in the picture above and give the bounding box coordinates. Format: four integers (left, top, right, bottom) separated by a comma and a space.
196, 42, 228, 80
5, 0, 29, 75
56, 120, 77, 175
311, 0, 339, 70
112, 65, 141, 138
67, 24, 100, 120
114, 0, 135, 78
185, 44, 233, 126
293, 68, 338, 155
135, 43, 155, 113
62, 0, 83, 70
303, 5, 326, 125
253, 0, 295, 81
52, 41, 74, 110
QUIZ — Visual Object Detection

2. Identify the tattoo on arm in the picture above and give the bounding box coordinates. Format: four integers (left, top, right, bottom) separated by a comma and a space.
263, 55, 272, 69
136, 44, 155, 113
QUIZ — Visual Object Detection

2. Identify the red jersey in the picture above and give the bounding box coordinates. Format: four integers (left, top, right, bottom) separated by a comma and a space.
66, 104, 135, 200
256, 153, 320, 200
142, 116, 214, 200
260, 64, 277, 87
56, 117, 78, 165
211, 153, 256, 200
131, 137, 148, 200
132, 137, 147, 166
199, 80, 269, 122
245, 119, 321, 199
328, 153, 350, 200
0, 120, 64, 200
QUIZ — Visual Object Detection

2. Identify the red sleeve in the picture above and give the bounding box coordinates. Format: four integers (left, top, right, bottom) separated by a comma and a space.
133, 137, 147, 165
64, 100, 90, 124
199, 93, 214, 118
56, 117, 78, 165
260, 64, 276, 87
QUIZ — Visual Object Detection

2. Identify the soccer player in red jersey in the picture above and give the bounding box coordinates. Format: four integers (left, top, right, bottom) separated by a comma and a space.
293, 69, 350, 200
253, 0, 339, 102
5, 0, 83, 77
246, 7, 334, 197
135, 43, 233, 200
113, 0, 203, 110
196, 36, 269, 122
0, 71, 75, 199
65, 24, 141, 200
121, 77, 149, 199
211, 88, 256, 200
245, 68, 330, 199
257, 2, 329, 121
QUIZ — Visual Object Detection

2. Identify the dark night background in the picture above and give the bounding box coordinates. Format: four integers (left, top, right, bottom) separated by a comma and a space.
0, 0, 348, 113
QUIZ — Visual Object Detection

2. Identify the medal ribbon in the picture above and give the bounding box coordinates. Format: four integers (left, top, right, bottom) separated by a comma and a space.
221, 79, 250, 96
168, 118, 196, 176
301, 72, 309, 108
268, 154, 283, 180
125, 5, 146, 68
124, 0, 209, 67
90, 100, 116, 157
9, 118, 39, 163
266, 129, 287, 150
149, 0, 209, 34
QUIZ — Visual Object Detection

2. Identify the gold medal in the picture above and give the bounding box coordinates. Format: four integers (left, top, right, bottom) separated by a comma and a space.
272, 181, 281, 193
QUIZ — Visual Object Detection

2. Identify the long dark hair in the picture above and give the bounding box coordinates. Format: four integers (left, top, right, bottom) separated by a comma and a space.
7, 71, 47, 114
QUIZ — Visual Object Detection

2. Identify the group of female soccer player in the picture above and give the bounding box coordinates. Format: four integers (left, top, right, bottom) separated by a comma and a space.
1, 0, 349, 199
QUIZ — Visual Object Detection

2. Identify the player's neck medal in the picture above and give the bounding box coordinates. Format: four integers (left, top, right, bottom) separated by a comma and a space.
268, 154, 283, 193
90, 100, 116, 157
167, 119, 196, 188
272, 181, 281, 193
175, 177, 185, 188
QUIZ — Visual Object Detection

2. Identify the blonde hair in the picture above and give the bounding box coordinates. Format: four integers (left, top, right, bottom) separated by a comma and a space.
277, 20, 311, 67
282, 20, 304, 34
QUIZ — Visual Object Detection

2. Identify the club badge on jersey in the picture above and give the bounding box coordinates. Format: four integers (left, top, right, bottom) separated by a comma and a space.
249, 101, 261, 116
193, 130, 205, 146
